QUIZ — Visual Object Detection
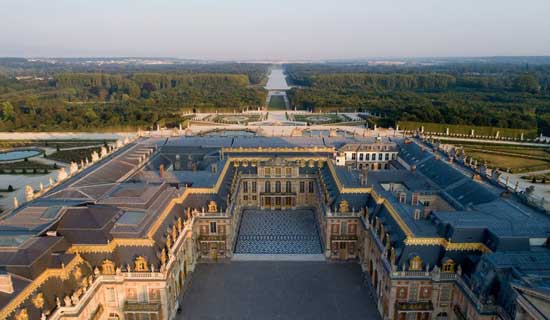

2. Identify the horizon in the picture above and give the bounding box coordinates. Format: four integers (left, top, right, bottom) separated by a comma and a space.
2, 0, 550, 59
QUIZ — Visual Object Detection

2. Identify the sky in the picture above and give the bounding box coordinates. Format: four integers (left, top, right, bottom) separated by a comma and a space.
1, 0, 550, 60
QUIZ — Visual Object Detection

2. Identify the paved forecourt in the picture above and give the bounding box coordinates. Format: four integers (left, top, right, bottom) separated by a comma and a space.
178, 261, 381, 320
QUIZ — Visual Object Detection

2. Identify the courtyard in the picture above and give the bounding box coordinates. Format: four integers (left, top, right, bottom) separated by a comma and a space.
178, 261, 380, 320
235, 209, 322, 255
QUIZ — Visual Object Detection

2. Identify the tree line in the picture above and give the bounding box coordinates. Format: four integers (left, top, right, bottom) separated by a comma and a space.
285, 63, 550, 134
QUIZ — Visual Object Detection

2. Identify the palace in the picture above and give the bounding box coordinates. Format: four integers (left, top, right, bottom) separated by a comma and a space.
0, 131, 549, 320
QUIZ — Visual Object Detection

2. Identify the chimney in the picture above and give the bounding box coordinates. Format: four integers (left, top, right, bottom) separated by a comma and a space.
0, 273, 14, 294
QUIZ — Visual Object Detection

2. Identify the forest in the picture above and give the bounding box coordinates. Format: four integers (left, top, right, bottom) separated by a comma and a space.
0, 61, 268, 131
285, 62, 550, 135
2, 58, 550, 134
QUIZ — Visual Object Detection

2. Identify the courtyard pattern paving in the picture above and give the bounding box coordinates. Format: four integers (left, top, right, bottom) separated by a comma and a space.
235, 209, 322, 255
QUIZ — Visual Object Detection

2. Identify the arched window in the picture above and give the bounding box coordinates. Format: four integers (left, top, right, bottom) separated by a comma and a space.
265, 181, 271, 193
285, 181, 292, 193
101, 259, 116, 275
442, 259, 455, 273
409, 255, 423, 271
275, 181, 281, 193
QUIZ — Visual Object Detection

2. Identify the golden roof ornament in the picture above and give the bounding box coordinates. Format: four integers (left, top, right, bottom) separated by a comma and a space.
339, 200, 350, 213
409, 256, 423, 271
101, 259, 116, 275
166, 233, 173, 249
172, 225, 178, 242
15, 309, 29, 320
32, 292, 45, 310
160, 248, 167, 267
134, 256, 148, 272
177, 217, 183, 232
208, 200, 218, 213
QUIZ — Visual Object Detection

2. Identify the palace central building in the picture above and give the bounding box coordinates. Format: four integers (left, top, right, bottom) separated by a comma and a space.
0, 131, 548, 320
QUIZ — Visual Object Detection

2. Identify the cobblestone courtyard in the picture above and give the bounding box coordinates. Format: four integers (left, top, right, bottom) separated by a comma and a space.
178, 261, 380, 320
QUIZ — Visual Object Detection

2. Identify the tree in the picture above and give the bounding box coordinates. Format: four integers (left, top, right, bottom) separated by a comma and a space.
513, 74, 540, 93
0, 102, 16, 121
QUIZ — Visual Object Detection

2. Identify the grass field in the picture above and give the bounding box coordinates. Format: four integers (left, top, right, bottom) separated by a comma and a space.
466, 151, 549, 173
209, 114, 262, 124
399, 121, 538, 139
268, 95, 287, 110
446, 140, 550, 173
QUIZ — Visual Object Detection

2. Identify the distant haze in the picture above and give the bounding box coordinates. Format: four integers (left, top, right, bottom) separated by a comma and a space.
1, 0, 550, 60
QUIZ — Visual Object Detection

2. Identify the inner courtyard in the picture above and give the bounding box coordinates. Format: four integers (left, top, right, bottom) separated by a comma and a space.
178, 261, 380, 320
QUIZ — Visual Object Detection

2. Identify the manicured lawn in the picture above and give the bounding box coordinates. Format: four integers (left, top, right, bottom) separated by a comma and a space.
466, 151, 550, 173
294, 113, 344, 124
399, 121, 537, 139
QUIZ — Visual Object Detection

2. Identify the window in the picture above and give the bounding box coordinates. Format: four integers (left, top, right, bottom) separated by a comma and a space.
439, 286, 451, 302
300, 181, 305, 193
252, 181, 257, 193
359, 153, 364, 161
285, 197, 292, 206
308, 181, 314, 193
286, 181, 292, 193
126, 288, 138, 302
420, 287, 431, 299
351, 153, 356, 160
105, 287, 116, 302
275, 167, 282, 176
242, 181, 248, 193
264, 167, 271, 176
265, 181, 271, 193
392, 153, 397, 160
210, 222, 217, 234
348, 242, 355, 255
243, 195, 248, 201
331, 224, 340, 235
378, 153, 383, 160
265, 197, 271, 206
252, 195, 257, 201
275, 197, 281, 206
385, 153, 389, 160
397, 287, 408, 299
366, 153, 371, 161
275, 181, 281, 193
348, 223, 357, 235
148, 288, 161, 302
286, 167, 292, 176
372, 153, 376, 161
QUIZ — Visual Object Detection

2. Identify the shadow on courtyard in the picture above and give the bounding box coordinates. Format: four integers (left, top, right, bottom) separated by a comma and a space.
178, 261, 381, 320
